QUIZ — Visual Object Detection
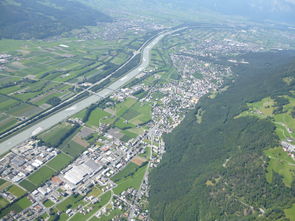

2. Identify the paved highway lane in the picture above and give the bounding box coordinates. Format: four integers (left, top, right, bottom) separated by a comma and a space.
0, 28, 184, 154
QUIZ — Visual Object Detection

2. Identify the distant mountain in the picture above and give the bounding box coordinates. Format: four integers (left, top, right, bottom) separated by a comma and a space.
196, 0, 295, 24
0, 0, 112, 39
154, 0, 295, 24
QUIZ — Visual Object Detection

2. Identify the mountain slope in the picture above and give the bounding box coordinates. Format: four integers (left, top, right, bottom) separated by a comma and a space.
0, 0, 112, 39
149, 51, 295, 220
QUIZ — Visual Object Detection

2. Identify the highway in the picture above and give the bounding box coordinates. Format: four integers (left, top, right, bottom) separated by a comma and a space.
0, 27, 185, 154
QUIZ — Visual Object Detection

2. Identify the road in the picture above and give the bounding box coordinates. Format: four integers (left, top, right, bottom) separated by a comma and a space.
0, 27, 185, 154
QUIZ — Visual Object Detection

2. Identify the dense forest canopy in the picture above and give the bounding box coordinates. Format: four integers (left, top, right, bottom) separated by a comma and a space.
149, 51, 295, 220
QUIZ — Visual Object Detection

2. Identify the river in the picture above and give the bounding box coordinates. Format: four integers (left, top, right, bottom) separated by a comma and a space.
0, 28, 184, 154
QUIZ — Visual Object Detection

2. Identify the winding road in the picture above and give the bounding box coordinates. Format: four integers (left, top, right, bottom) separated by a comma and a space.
0, 27, 185, 154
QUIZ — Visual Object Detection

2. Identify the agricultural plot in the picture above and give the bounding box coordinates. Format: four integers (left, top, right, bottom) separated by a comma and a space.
56, 194, 85, 212
61, 140, 85, 157
113, 164, 147, 195
46, 153, 73, 171
0, 196, 9, 208
111, 162, 139, 182
43, 199, 54, 208
0, 30, 138, 131
0, 196, 32, 218
7, 185, 27, 198
26, 166, 56, 187
19, 180, 37, 192
38, 123, 73, 147
114, 97, 137, 116
86, 108, 111, 128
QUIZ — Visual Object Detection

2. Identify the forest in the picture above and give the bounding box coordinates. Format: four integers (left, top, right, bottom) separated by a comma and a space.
149, 50, 295, 220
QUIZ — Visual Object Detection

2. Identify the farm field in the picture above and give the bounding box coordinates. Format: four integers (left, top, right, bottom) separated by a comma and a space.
0, 26, 141, 134
38, 122, 74, 147
26, 166, 56, 187
0, 196, 32, 218
7, 185, 27, 198
46, 153, 73, 171
19, 180, 37, 192
111, 162, 139, 182
113, 164, 147, 195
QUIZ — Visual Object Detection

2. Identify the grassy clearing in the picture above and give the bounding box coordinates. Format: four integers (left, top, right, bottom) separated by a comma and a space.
111, 162, 139, 182
265, 147, 295, 187
113, 164, 147, 195
27, 166, 55, 187
47, 153, 72, 171
7, 185, 26, 198
236, 97, 275, 119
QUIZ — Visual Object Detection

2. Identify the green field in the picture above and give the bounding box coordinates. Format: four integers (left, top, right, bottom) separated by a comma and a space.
38, 123, 73, 147
43, 199, 54, 208
111, 162, 139, 182
17, 197, 32, 209
61, 140, 85, 157
265, 147, 295, 187
113, 164, 147, 195
86, 108, 111, 128
236, 96, 275, 119
27, 166, 55, 187
120, 130, 138, 142
19, 179, 37, 192
237, 96, 295, 142
114, 118, 135, 130
56, 194, 85, 212
114, 97, 137, 116
7, 185, 26, 198
47, 153, 73, 171
285, 204, 295, 221
0, 196, 32, 218
0, 196, 9, 208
